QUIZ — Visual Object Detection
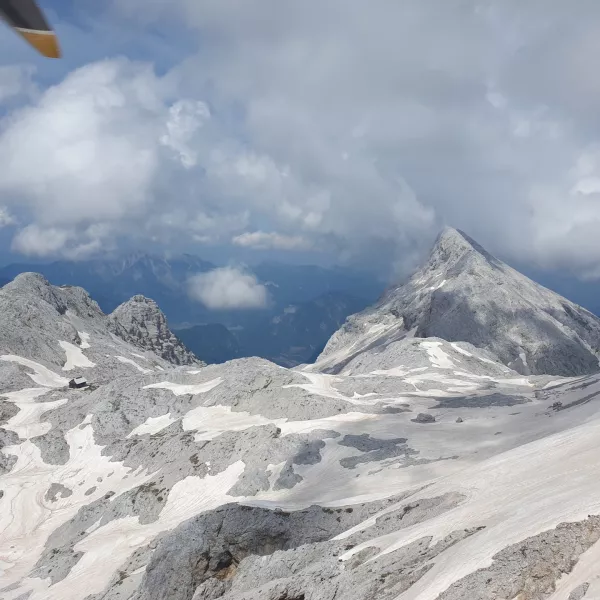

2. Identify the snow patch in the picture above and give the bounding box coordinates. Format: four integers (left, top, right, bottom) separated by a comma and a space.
429, 279, 446, 291
59, 341, 95, 371
371, 366, 429, 377
116, 356, 152, 374
14, 462, 246, 600
284, 373, 394, 406
519, 348, 529, 369
421, 341, 455, 369
1, 388, 67, 439
547, 538, 600, 600
143, 377, 223, 396
0, 355, 69, 388
450, 343, 472, 358
0, 416, 152, 595
77, 332, 91, 349
367, 324, 388, 335
341, 415, 600, 600
127, 414, 176, 437
183, 406, 285, 441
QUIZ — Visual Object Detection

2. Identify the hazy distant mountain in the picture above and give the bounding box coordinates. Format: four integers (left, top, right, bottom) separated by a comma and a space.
252, 262, 382, 307
173, 291, 370, 366
237, 291, 369, 366
174, 323, 243, 364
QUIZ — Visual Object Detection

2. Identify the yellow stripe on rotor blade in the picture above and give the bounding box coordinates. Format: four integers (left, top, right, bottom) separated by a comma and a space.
15, 27, 60, 58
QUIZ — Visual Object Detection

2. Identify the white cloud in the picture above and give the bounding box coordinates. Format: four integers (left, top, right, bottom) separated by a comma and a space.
4, 1, 600, 277
232, 231, 313, 251
160, 100, 211, 168
11, 225, 71, 256
188, 267, 269, 310
0, 60, 164, 226
0, 206, 15, 228
11, 223, 112, 259
0, 65, 37, 104
0, 59, 217, 258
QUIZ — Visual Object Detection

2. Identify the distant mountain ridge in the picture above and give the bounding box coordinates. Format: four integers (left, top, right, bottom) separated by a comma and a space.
236, 290, 368, 366
319, 227, 600, 376
174, 323, 243, 365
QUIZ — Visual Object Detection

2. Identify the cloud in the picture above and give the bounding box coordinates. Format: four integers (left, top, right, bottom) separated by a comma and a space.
187, 267, 269, 309
11, 225, 71, 256
0, 65, 37, 105
11, 223, 112, 259
3, 1, 600, 278
232, 231, 313, 251
160, 100, 211, 168
0, 207, 15, 228
0, 59, 220, 258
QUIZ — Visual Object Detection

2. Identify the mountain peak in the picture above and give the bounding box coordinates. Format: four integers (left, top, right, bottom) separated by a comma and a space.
437, 225, 469, 243
429, 226, 497, 268
4, 272, 103, 321
320, 227, 600, 377
9, 272, 53, 295
128, 294, 159, 306
110, 295, 201, 367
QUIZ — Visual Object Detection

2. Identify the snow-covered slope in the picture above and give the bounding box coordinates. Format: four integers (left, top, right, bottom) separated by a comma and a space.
318, 227, 600, 377
3, 270, 600, 600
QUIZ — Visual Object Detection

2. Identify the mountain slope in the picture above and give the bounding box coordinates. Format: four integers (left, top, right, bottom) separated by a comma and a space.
5, 270, 600, 600
318, 227, 600, 377
0, 272, 201, 380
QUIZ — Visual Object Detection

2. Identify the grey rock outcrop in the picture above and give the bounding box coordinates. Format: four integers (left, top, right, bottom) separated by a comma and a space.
0, 273, 104, 367
412, 413, 436, 424
318, 227, 600, 377
110, 295, 202, 366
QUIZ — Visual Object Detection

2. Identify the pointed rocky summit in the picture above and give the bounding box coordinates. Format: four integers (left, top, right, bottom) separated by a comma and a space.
110, 295, 201, 366
318, 227, 600, 376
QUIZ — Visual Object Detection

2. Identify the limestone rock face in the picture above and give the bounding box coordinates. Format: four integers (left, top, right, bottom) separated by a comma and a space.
110, 295, 201, 366
318, 227, 600, 377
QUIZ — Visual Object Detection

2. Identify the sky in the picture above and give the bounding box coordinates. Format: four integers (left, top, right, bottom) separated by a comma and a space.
1, 0, 600, 284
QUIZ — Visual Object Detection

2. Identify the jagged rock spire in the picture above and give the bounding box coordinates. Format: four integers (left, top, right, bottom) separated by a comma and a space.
319, 226, 600, 377
109, 295, 202, 366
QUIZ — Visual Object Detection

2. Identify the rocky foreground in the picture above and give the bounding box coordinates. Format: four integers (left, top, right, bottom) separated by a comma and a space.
2, 231, 600, 600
